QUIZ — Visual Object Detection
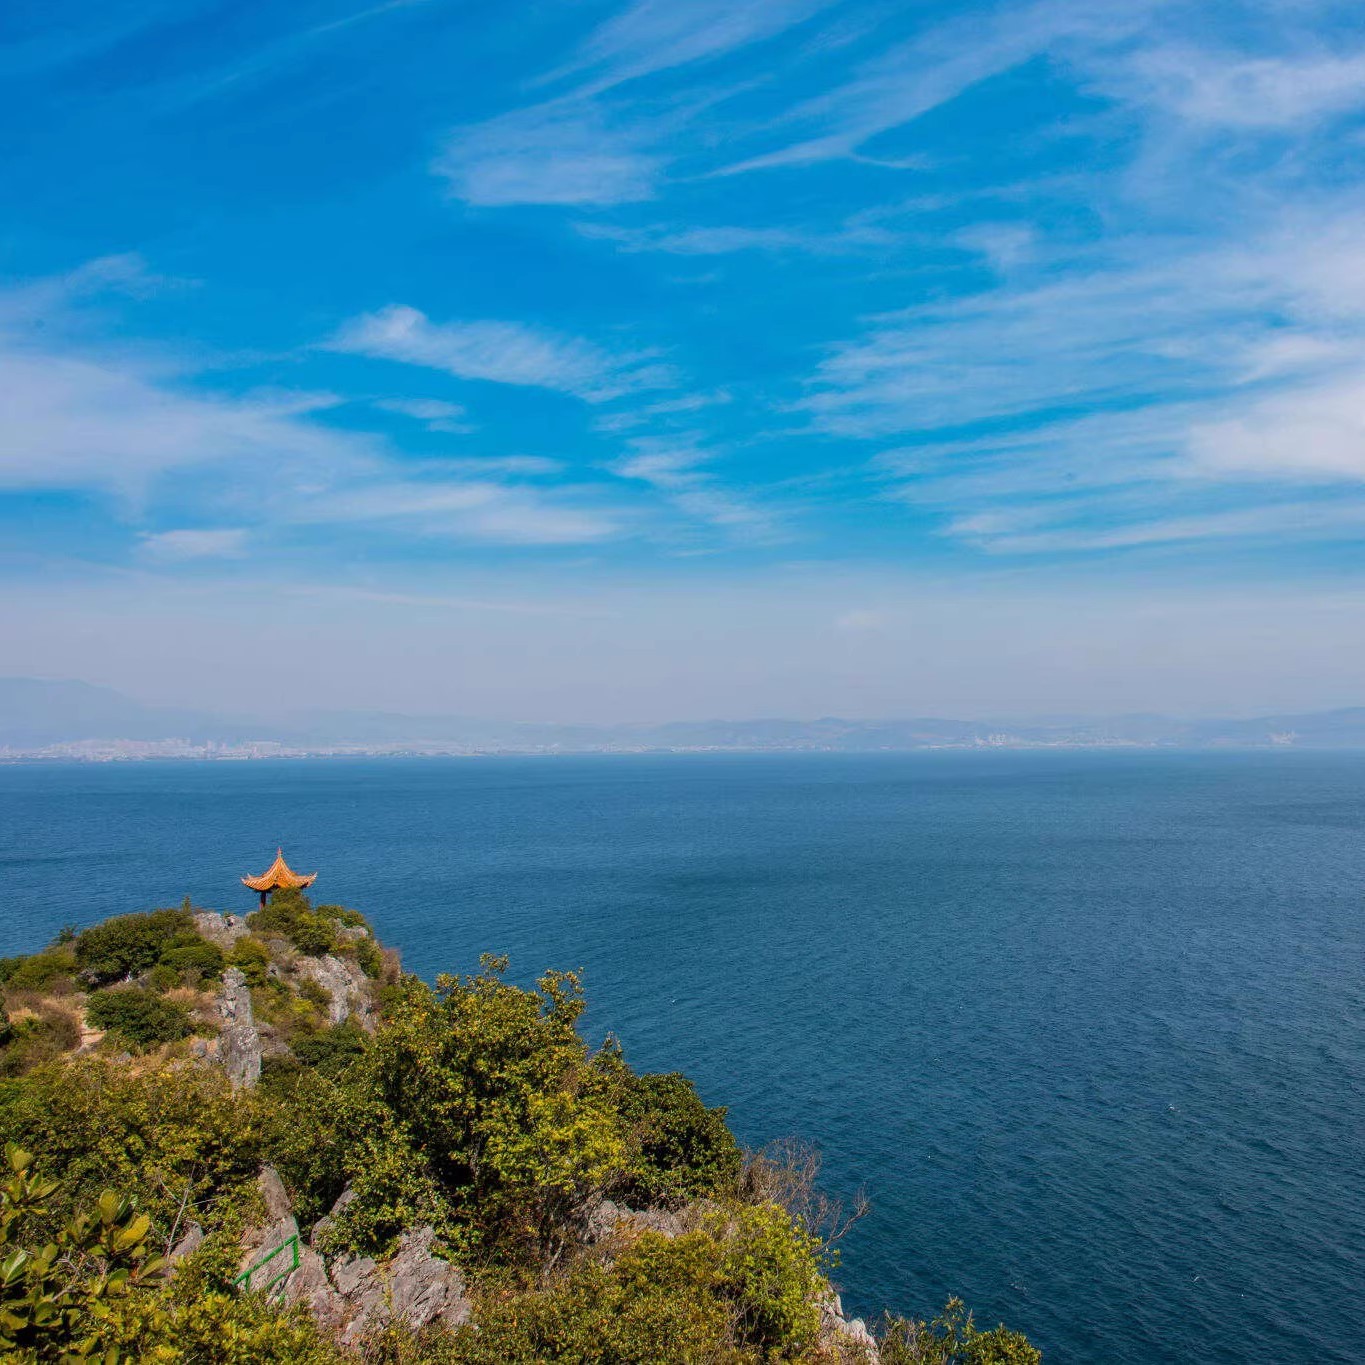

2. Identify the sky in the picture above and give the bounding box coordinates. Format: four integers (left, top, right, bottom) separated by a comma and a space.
6, 0, 1365, 720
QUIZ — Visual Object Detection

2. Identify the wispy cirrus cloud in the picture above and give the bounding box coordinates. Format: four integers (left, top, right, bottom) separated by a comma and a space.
846, 209, 1365, 554
434, 0, 833, 207
612, 436, 784, 542
328, 305, 675, 401
137, 527, 250, 561
433, 102, 666, 207
544, 0, 833, 93
373, 396, 473, 433
0, 260, 629, 554
292, 477, 624, 545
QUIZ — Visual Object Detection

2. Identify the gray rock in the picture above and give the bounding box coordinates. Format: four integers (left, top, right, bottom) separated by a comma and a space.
238, 1167, 302, 1296
193, 911, 250, 951
238, 1174, 469, 1346
818, 1291, 880, 1363
216, 967, 262, 1089
167, 1222, 204, 1266
586, 1198, 682, 1243
324, 1226, 469, 1346
294, 953, 375, 1030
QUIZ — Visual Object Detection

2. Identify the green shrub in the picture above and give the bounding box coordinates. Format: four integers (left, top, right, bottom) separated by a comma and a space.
0, 1056, 265, 1241
75, 909, 194, 986
249, 890, 339, 959
353, 935, 385, 979
146, 963, 179, 994
432, 1203, 825, 1364
614, 1069, 741, 1207
86, 988, 193, 1049
0, 1143, 168, 1363
291, 960, 625, 1263
292, 914, 337, 957
159, 938, 225, 983
316, 904, 369, 931
292, 1019, 368, 1077
229, 936, 272, 987
0, 947, 78, 993
878, 1298, 1042, 1364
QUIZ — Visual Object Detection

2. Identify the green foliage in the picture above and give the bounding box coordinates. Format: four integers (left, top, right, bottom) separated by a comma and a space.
352, 935, 385, 979
0, 1146, 337, 1365
612, 1066, 741, 1207
229, 937, 272, 988
86, 989, 193, 1050
0, 1142, 167, 1363
315, 905, 368, 931
298, 979, 330, 1011
248, 891, 341, 960
291, 1020, 369, 1078
159, 938, 225, 985
0, 1058, 265, 1242
75, 910, 194, 987
415, 1203, 824, 1364
286, 959, 625, 1262
0, 1006, 81, 1079
146, 965, 179, 994
878, 1299, 1042, 1365
0, 947, 78, 994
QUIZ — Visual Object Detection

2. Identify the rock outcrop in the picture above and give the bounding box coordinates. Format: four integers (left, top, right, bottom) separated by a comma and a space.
216, 966, 262, 1089
239, 1173, 470, 1347
193, 911, 250, 951
293, 953, 376, 1031
585, 1197, 683, 1243
819, 1290, 880, 1363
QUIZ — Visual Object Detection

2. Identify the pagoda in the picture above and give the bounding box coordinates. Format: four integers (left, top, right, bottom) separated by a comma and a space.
241, 848, 317, 908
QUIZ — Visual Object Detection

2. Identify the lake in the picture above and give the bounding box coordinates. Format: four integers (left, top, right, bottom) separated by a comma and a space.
1, 751, 1361, 1363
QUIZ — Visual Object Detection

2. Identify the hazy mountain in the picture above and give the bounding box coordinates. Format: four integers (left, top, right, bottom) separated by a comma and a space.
7, 676, 1365, 754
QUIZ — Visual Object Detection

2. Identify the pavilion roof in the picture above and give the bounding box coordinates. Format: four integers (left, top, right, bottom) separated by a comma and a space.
241, 848, 317, 893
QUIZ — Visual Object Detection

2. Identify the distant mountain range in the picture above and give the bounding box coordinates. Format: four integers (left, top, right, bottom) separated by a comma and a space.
7, 676, 1365, 757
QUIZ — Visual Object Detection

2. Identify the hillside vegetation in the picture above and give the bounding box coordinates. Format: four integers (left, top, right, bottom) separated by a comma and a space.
0, 891, 1039, 1364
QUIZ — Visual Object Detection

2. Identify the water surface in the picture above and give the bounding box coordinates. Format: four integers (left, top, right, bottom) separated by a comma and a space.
1, 751, 1362, 1363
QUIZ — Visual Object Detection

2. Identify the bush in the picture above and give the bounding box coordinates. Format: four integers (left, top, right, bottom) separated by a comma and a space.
229, 936, 272, 987
86, 988, 193, 1049
613, 1069, 741, 1207
294, 959, 625, 1262
0, 1057, 266, 1242
292, 1019, 368, 1077
146, 963, 179, 994
353, 935, 385, 979
249, 890, 339, 959
75, 909, 194, 986
159, 938, 225, 984
431, 1203, 825, 1364
879, 1299, 1042, 1364
0, 946, 77, 993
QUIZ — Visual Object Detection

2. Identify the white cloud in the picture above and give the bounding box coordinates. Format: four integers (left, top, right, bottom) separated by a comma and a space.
292, 477, 624, 545
434, 103, 663, 207
611, 437, 784, 541
373, 396, 473, 433
138, 528, 250, 561
547, 0, 833, 92
1101, 44, 1365, 130
0, 346, 373, 493
329, 304, 673, 402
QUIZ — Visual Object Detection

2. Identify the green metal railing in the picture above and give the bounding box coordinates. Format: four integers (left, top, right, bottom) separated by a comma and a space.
234, 1233, 300, 1293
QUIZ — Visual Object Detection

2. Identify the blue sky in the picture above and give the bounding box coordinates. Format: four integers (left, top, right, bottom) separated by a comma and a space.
6, 0, 1365, 719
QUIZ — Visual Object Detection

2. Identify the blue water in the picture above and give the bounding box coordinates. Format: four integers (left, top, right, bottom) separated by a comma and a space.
1, 752, 1362, 1363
